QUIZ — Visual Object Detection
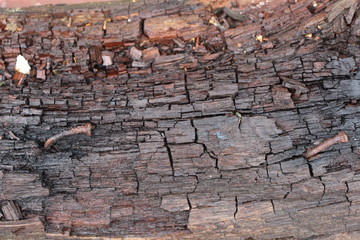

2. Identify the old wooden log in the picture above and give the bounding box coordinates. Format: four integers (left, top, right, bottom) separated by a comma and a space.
0, 0, 359, 239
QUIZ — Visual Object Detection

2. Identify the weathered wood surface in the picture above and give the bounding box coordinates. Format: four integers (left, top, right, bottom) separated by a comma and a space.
0, 0, 360, 239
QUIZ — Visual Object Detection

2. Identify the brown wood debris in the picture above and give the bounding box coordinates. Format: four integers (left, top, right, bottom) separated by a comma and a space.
142, 47, 160, 61
36, 69, 46, 80
129, 47, 142, 61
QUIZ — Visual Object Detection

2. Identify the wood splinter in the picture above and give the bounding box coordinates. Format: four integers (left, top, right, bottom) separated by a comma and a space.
44, 123, 94, 149
303, 131, 348, 159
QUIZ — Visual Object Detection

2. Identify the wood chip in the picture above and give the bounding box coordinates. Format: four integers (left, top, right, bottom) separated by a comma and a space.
36, 69, 46, 80
281, 77, 309, 100
142, 47, 160, 62
130, 47, 142, 61
102, 55, 113, 66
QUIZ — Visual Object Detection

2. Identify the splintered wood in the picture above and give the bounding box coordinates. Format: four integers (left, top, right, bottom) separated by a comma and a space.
1, 201, 22, 221
0, 172, 49, 200
0, 0, 360, 239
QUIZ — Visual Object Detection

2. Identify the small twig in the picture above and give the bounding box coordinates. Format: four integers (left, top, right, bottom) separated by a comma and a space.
303, 131, 348, 159
44, 123, 94, 149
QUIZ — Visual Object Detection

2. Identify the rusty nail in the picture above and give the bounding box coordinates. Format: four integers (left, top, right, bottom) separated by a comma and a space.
13, 72, 26, 87
44, 123, 94, 149
303, 131, 348, 159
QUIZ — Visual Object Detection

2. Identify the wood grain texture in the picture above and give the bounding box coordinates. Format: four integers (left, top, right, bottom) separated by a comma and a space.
0, 0, 359, 239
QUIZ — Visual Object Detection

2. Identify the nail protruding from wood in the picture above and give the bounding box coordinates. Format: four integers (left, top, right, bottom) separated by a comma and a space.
303, 131, 348, 159
13, 72, 26, 87
44, 123, 94, 149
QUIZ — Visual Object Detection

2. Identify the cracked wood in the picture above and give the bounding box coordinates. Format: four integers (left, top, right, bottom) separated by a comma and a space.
0, 0, 359, 239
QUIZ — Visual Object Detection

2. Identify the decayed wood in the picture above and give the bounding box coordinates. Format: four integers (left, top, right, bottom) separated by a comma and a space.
281, 76, 309, 100
0, 216, 46, 239
0, 172, 49, 200
144, 15, 207, 40
1, 201, 23, 221
0, 0, 359, 239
